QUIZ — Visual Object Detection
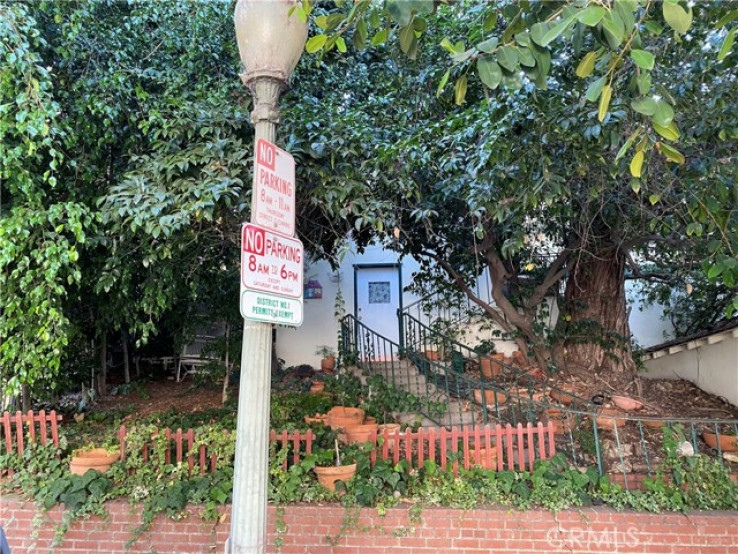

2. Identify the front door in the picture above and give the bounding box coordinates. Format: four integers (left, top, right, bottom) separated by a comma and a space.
355, 265, 401, 345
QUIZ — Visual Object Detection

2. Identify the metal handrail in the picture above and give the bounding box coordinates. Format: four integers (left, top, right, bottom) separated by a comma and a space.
341, 314, 738, 489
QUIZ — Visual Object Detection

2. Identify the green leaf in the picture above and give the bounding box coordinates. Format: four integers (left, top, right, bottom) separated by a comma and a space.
530, 22, 551, 46
575, 52, 597, 79
477, 57, 502, 90
652, 121, 680, 141
707, 264, 723, 279
718, 28, 736, 61
630, 49, 655, 70
631, 96, 657, 116
454, 75, 468, 105
440, 37, 461, 54
644, 20, 663, 35
598, 84, 612, 122
615, 134, 636, 162
716, 9, 738, 29
630, 150, 644, 177
578, 5, 606, 26
586, 76, 607, 102
651, 99, 674, 126
371, 29, 388, 46
637, 73, 652, 95
649, 194, 661, 205
659, 143, 685, 164
305, 34, 327, 54
335, 37, 347, 53
540, 18, 572, 46
497, 46, 519, 71
631, 179, 641, 193
476, 37, 498, 54
437, 69, 450, 98
314, 15, 328, 29
602, 11, 625, 44
399, 23, 415, 54
663, 1, 692, 35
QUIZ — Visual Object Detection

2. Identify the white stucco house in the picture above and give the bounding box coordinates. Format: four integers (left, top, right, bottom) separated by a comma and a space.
275, 241, 675, 369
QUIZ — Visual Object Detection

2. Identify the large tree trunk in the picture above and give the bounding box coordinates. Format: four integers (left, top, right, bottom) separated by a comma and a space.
556, 247, 636, 376
121, 330, 130, 384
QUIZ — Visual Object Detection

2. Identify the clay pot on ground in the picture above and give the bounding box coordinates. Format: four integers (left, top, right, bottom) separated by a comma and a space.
702, 432, 738, 452
549, 389, 575, 405
338, 423, 378, 445
304, 413, 327, 425
545, 409, 575, 435
593, 408, 626, 430
473, 388, 507, 407
314, 463, 357, 492
326, 407, 365, 430
641, 418, 667, 429
425, 349, 440, 361
321, 355, 336, 374
611, 395, 644, 411
309, 381, 325, 394
480, 353, 505, 380
377, 423, 402, 451
469, 446, 498, 470
508, 387, 545, 403
69, 448, 120, 476
512, 350, 528, 367
364, 416, 377, 425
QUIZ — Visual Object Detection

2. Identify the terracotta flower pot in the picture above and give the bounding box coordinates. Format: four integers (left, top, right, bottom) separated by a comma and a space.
309, 382, 325, 394
339, 423, 378, 445
611, 395, 644, 411
425, 349, 440, 361
314, 463, 357, 492
304, 413, 327, 425
364, 416, 377, 425
469, 446, 498, 470
641, 418, 666, 429
545, 409, 575, 434
326, 407, 365, 430
69, 448, 120, 476
512, 350, 528, 366
377, 423, 402, 451
702, 432, 738, 452
473, 388, 507, 407
321, 356, 336, 374
594, 408, 626, 430
480, 353, 505, 380
549, 389, 575, 405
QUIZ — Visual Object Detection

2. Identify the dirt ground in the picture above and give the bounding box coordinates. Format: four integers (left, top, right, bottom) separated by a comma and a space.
95, 380, 229, 418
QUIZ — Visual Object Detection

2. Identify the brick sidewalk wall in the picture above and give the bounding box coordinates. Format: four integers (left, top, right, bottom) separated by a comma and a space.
1, 495, 736, 553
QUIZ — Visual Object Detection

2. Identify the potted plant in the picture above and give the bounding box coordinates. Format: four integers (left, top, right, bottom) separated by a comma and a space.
69, 445, 120, 476
313, 439, 357, 492
702, 429, 738, 452
316, 345, 336, 374
475, 339, 503, 380
309, 375, 326, 394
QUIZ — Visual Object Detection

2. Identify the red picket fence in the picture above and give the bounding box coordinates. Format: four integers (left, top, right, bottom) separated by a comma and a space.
117, 426, 316, 476
115, 422, 554, 478
1, 410, 63, 475
366, 423, 556, 476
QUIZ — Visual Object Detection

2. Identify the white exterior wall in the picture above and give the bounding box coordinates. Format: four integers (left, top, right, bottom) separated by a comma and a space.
642, 330, 738, 407
626, 281, 675, 348
277, 245, 675, 367
276, 243, 422, 369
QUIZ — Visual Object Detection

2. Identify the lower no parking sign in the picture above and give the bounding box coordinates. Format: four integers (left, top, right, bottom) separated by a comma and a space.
240, 223, 304, 327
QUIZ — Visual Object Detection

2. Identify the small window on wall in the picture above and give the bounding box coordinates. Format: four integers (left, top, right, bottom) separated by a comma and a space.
368, 281, 391, 304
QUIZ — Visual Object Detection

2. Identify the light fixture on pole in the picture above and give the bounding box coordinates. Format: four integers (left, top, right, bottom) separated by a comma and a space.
230, 1, 306, 553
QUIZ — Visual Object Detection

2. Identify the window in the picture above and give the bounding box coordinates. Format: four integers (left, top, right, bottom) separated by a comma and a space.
368, 281, 391, 304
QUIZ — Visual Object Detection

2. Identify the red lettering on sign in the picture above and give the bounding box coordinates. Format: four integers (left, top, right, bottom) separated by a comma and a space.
242, 226, 265, 255
256, 139, 276, 171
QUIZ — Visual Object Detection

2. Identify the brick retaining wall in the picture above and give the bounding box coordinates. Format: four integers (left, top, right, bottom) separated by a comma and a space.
1, 495, 736, 553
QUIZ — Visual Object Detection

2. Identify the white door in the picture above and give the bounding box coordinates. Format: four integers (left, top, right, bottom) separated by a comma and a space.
355, 265, 401, 345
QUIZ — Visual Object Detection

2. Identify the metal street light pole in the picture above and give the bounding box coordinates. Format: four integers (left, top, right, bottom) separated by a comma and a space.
230, 2, 306, 553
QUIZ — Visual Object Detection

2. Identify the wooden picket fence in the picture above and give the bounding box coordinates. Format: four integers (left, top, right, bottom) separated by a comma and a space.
2, 412, 555, 480
117, 422, 555, 477
1, 410, 63, 475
